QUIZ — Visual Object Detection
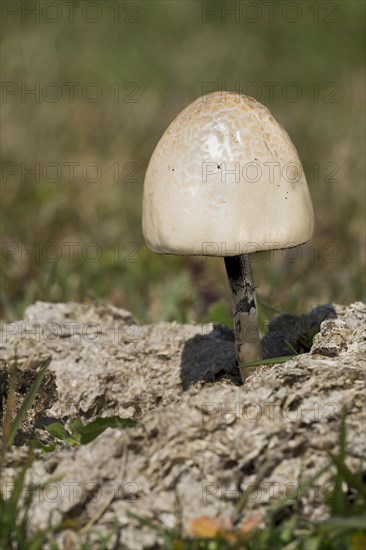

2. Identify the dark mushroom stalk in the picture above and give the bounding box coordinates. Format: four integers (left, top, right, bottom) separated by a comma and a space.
224, 254, 262, 378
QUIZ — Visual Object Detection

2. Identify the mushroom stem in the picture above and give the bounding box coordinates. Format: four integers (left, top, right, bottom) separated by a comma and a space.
224, 254, 263, 381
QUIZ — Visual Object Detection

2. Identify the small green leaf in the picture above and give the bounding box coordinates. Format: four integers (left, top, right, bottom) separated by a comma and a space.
45, 422, 80, 446
31, 439, 57, 453
44, 416, 136, 447
45, 422, 70, 440
69, 417, 83, 436
78, 416, 136, 445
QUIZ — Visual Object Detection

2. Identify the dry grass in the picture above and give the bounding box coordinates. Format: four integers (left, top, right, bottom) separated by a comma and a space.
1, 0, 365, 324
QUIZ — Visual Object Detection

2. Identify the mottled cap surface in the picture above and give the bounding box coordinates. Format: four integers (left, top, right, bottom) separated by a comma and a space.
142, 92, 314, 256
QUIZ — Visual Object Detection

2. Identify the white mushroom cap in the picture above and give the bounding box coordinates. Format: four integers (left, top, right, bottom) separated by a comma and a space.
142, 92, 314, 256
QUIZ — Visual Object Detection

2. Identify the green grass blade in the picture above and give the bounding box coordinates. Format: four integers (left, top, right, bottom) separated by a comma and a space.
0, 447, 34, 547
257, 298, 285, 315
329, 453, 366, 502
269, 463, 332, 519
327, 408, 355, 515
283, 339, 300, 355
317, 516, 366, 533
240, 355, 297, 369
5, 357, 51, 449
128, 511, 165, 534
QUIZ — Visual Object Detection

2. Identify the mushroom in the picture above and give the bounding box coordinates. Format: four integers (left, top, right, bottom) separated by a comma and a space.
142, 92, 314, 381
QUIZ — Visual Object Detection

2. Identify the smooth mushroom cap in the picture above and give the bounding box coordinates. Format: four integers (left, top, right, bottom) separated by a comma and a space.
142, 92, 314, 256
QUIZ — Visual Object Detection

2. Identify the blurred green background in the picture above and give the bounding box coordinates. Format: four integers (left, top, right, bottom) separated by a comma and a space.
1, 0, 365, 326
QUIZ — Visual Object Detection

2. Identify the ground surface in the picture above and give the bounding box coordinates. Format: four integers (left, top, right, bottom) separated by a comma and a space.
0, 301, 365, 548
